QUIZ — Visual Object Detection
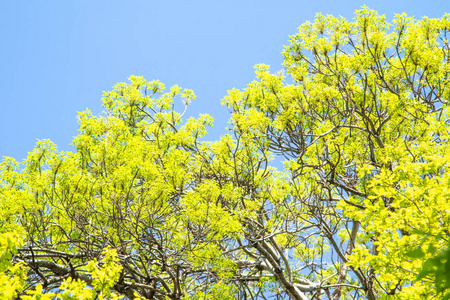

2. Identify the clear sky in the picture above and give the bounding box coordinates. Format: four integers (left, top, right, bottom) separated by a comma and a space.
1, 0, 448, 161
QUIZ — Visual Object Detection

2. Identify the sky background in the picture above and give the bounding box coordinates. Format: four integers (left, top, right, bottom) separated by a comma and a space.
1, 0, 448, 161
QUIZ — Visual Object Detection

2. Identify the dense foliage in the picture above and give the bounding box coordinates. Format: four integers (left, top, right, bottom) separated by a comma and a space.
1, 7, 449, 300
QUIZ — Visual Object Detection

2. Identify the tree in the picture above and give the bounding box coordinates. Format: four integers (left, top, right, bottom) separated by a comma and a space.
0, 6, 449, 299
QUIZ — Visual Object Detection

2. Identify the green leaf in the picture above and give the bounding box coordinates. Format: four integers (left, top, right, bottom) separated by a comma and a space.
406, 248, 425, 259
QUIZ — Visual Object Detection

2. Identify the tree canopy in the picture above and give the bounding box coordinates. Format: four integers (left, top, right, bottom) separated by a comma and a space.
1, 7, 449, 300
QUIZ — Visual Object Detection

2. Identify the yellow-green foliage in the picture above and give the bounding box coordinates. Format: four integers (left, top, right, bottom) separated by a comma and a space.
0, 232, 27, 299
224, 6, 450, 299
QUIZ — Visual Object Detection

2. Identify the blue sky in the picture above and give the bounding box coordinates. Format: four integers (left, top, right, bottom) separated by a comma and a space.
1, 0, 448, 161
